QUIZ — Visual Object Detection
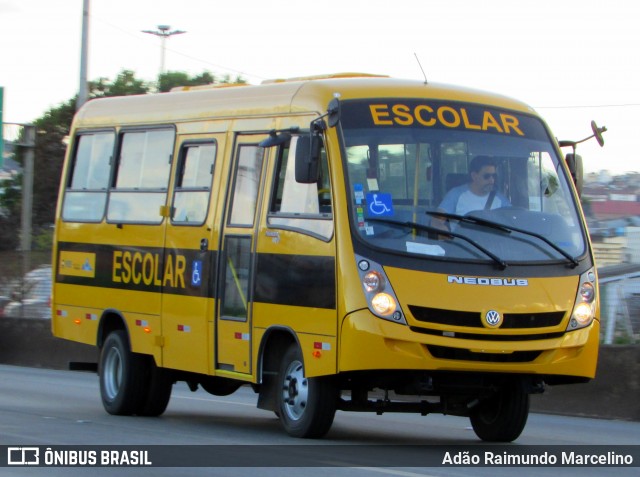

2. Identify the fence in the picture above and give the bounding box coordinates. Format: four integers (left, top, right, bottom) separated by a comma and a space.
600, 272, 640, 344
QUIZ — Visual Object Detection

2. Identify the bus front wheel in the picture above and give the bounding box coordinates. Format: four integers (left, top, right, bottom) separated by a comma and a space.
469, 378, 529, 442
276, 344, 337, 438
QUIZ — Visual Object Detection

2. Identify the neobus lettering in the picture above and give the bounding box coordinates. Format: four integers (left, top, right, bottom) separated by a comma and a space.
112, 250, 186, 288
448, 276, 529, 286
369, 103, 524, 136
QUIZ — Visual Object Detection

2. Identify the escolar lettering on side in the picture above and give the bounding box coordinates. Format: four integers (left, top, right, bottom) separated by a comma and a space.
112, 250, 186, 288
369, 103, 524, 136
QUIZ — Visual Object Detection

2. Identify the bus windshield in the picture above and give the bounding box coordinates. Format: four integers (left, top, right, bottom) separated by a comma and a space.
340, 99, 587, 265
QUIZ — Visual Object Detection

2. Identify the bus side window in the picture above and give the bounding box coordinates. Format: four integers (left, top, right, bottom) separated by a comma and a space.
172, 142, 217, 224
107, 128, 174, 224
62, 131, 114, 222
267, 136, 333, 241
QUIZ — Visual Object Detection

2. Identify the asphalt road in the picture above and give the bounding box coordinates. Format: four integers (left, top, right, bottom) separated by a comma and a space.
1, 365, 638, 477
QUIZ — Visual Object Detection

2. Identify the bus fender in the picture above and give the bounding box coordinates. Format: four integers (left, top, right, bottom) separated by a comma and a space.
256, 326, 299, 412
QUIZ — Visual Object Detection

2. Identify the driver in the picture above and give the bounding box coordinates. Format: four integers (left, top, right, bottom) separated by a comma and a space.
438, 155, 510, 215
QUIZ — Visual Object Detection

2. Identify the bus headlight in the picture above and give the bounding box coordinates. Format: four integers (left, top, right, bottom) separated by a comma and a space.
363, 271, 385, 293
567, 268, 597, 331
356, 255, 406, 324
579, 282, 595, 302
371, 293, 396, 316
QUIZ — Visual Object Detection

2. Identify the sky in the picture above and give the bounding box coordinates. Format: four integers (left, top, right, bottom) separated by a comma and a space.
1, 0, 639, 174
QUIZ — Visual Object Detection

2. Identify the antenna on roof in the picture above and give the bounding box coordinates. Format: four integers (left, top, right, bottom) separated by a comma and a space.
414, 53, 428, 85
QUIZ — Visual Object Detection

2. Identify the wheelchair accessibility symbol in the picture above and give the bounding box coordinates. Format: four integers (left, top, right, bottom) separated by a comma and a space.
191, 260, 203, 287
366, 193, 394, 217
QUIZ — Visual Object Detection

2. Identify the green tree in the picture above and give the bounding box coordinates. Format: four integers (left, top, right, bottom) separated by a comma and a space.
158, 71, 192, 92
0, 173, 22, 250
0, 69, 244, 251
157, 70, 245, 92
31, 97, 76, 229
1, 70, 150, 251
90, 70, 149, 98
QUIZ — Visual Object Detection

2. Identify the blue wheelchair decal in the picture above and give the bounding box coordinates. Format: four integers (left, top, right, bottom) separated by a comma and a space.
366, 193, 394, 217
191, 260, 203, 287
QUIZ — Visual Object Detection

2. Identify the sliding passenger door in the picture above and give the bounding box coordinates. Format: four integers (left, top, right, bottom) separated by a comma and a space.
215, 135, 267, 375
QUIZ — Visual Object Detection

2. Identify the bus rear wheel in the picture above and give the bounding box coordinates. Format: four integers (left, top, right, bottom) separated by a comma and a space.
276, 344, 337, 438
139, 360, 173, 417
99, 330, 147, 415
99, 330, 172, 416
469, 378, 529, 442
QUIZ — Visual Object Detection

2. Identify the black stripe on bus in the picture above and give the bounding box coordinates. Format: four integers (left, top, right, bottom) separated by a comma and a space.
56, 243, 336, 309
56, 242, 216, 298
254, 253, 336, 310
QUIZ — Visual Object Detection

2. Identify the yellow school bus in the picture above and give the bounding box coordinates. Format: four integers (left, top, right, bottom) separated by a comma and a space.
52, 73, 599, 441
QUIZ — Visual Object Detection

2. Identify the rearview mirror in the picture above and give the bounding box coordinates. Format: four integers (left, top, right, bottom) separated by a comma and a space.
565, 153, 583, 197
294, 135, 321, 184
591, 120, 606, 147
327, 97, 341, 128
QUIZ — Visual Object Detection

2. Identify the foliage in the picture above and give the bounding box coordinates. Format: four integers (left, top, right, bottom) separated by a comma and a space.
0, 174, 21, 250
0, 69, 244, 251
90, 70, 148, 98
31, 97, 76, 228
158, 71, 246, 92
32, 227, 53, 251
0, 174, 21, 216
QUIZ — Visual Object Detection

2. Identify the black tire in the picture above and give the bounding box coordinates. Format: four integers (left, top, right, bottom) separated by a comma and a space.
99, 330, 148, 415
138, 361, 173, 417
276, 344, 337, 438
469, 378, 530, 442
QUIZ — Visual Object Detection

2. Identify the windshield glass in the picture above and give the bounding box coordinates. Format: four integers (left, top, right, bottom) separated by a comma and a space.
341, 99, 586, 264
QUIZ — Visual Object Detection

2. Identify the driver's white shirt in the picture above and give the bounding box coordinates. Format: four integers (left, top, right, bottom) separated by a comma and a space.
439, 184, 509, 215
455, 190, 493, 215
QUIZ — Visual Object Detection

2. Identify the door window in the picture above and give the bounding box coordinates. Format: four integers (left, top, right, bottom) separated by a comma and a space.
228, 145, 264, 226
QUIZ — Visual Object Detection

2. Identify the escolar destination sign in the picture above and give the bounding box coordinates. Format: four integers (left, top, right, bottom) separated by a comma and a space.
340, 99, 548, 141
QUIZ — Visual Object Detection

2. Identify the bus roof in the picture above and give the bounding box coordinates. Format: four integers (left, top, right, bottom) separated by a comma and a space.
72, 74, 536, 128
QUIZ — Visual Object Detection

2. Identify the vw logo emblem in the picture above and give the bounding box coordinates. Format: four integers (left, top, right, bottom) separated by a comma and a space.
485, 310, 502, 328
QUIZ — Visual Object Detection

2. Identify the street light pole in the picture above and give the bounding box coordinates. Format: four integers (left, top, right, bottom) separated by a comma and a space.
77, 0, 90, 110
141, 25, 186, 77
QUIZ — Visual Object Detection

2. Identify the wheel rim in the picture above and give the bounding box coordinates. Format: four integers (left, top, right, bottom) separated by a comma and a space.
281, 359, 308, 421
103, 346, 123, 401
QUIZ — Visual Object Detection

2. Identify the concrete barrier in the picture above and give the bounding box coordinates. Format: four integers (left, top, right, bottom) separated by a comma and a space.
0, 317, 638, 421
0, 318, 97, 369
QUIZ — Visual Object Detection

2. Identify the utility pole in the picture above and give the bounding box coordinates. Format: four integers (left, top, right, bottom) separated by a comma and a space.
77, 0, 90, 110
19, 125, 36, 252
142, 25, 186, 77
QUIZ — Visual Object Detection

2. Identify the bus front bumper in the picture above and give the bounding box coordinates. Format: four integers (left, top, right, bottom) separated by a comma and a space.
339, 309, 599, 380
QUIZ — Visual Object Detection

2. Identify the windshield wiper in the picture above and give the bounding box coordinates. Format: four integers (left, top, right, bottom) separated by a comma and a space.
425, 211, 580, 268
426, 211, 513, 233
367, 217, 507, 270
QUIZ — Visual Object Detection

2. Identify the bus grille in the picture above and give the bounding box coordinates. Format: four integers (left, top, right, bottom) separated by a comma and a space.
410, 326, 565, 341
408, 305, 565, 329
426, 345, 542, 363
